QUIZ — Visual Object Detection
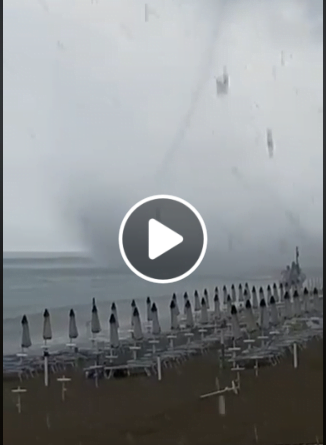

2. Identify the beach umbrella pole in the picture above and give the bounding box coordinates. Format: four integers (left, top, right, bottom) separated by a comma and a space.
11, 387, 27, 414
44, 352, 49, 387
43, 340, 49, 388
293, 342, 298, 369
57, 376, 71, 401
157, 356, 162, 381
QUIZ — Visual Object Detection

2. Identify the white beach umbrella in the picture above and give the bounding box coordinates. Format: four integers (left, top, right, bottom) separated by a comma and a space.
245, 283, 251, 303
109, 313, 119, 348
285, 282, 290, 295
185, 300, 194, 328
293, 290, 301, 317
21, 315, 32, 350
222, 285, 228, 305
203, 288, 210, 309
172, 293, 180, 316
183, 292, 189, 315
313, 288, 320, 312
283, 292, 292, 319
132, 307, 143, 341
259, 299, 269, 332
259, 287, 265, 303
111, 302, 119, 328
269, 296, 279, 326
213, 292, 221, 320
303, 287, 310, 313
238, 284, 244, 303
43, 309, 52, 342
42, 309, 52, 388
200, 298, 209, 324
231, 305, 242, 340
170, 299, 179, 330
267, 285, 272, 301
231, 284, 237, 303
226, 295, 232, 317
146, 297, 152, 322
243, 288, 250, 305
91, 299, 101, 334
273, 283, 279, 303
68, 309, 78, 341
244, 300, 257, 333
194, 290, 201, 312
252, 286, 258, 309
151, 303, 161, 335
279, 283, 284, 301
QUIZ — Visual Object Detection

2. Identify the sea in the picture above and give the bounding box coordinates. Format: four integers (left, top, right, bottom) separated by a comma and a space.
3, 253, 322, 355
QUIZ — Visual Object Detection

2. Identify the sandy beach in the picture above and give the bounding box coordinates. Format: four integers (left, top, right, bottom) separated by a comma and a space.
3, 338, 323, 445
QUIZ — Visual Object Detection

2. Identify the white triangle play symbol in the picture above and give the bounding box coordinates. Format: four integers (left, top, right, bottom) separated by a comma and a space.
148, 219, 183, 260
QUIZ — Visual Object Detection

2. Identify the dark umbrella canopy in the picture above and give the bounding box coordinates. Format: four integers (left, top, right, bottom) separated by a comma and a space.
43, 309, 52, 341
21, 315, 32, 349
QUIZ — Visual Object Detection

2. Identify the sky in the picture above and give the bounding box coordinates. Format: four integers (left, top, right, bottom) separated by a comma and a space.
3, 0, 323, 274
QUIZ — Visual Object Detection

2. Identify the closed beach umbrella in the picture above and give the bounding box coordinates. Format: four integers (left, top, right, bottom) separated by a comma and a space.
170, 300, 179, 330
226, 295, 232, 317
284, 291, 292, 319
243, 288, 250, 305
213, 292, 221, 320
231, 284, 236, 303
21, 315, 32, 350
303, 287, 310, 313
109, 313, 119, 348
43, 309, 52, 342
293, 290, 301, 317
267, 285, 272, 301
183, 292, 189, 315
259, 287, 265, 303
203, 288, 210, 309
111, 302, 119, 328
231, 305, 242, 340
273, 283, 279, 303
244, 300, 257, 333
151, 303, 161, 335
91, 300, 101, 334
252, 286, 258, 309
270, 296, 279, 326
185, 300, 194, 328
68, 309, 78, 341
279, 283, 284, 301
132, 307, 143, 341
194, 290, 201, 312
146, 297, 152, 322
42, 309, 51, 388
259, 299, 269, 331
222, 285, 228, 305
172, 293, 180, 316
313, 288, 320, 312
131, 299, 137, 326
238, 284, 244, 303
200, 298, 209, 324
245, 283, 251, 302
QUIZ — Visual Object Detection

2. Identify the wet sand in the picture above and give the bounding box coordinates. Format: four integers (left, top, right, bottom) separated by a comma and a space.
3, 339, 323, 445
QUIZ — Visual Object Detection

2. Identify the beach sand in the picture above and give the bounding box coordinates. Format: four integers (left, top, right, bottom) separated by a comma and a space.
3, 339, 323, 445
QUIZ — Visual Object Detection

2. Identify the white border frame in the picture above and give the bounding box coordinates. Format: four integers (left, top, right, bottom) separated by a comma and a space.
118, 195, 208, 284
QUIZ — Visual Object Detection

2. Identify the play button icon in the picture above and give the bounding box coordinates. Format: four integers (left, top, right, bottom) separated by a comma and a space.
119, 195, 208, 283
148, 219, 183, 260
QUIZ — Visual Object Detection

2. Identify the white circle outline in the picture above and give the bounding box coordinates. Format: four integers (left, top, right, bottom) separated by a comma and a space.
118, 195, 208, 284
